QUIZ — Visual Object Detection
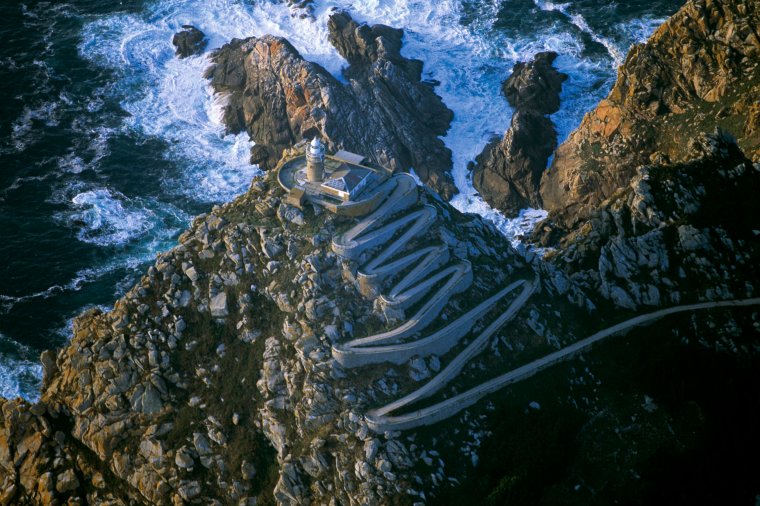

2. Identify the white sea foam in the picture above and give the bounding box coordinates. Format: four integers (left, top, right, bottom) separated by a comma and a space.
0, 332, 43, 402
69, 189, 156, 245
616, 16, 670, 47
78, 0, 351, 204
77, 0, 667, 243
10, 100, 61, 152
567, 12, 624, 65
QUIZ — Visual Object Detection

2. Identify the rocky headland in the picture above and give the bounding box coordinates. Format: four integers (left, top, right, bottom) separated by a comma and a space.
204, 12, 457, 199
0, 156, 598, 504
2, 0, 760, 505
537, 0, 760, 234
471, 51, 567, 215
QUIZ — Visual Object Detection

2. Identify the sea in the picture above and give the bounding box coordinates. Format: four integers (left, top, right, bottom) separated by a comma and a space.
0, 0, 683, 401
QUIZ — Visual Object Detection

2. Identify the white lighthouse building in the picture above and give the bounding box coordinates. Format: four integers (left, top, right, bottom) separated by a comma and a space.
306, 137, 325, 182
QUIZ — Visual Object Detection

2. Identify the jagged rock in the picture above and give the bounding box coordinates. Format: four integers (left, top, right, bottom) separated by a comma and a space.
472, 52, 567, 215
278, 204, 305, 227
132, 383, 163, 414
193, 432, 212, 456
55, 469, 79, 494
40, 349, 57, 386
204, 12, 456, 197
408, 357, 430, 382
178, 481, 201, 500
175, 447, 195, 469
210, 292, 228, 318
502, 51, 566, 115
172, 25, 208, 58
540, 0, 760, 231
538, 131, 760, 309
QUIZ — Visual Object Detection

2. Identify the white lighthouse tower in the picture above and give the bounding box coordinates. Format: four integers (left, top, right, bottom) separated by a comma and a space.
306, 137, 325, 183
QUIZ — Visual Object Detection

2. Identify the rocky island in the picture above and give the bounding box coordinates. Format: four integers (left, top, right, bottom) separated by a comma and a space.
1, 1, 759, 505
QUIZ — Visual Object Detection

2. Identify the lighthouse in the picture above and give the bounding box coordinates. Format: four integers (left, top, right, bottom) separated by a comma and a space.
306, 137, 325, 182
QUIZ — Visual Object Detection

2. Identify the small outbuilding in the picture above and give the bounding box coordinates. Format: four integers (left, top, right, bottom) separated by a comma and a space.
286, 186, 306, 209
320, 165, 374, 201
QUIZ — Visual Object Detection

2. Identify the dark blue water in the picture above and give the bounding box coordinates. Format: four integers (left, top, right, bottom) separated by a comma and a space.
0, 0, 683, 400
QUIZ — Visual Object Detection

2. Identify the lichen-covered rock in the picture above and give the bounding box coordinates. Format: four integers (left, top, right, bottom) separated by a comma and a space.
540, 0, 760, 229
204, 12, 456, 198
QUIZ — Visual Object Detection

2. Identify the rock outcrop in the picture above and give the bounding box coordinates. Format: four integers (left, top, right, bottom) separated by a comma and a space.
2, 141, 757, 504
205, 12, 457, 198
3, 4, 760, 505
539, 0, 760, 232
538, 130, 760, 310
172, 25, 207, 58
472, 51, 567, 215
0, 142, 589, 504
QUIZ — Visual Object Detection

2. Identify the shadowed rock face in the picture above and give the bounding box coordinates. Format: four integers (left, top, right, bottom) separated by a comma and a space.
502, 51, 566, 116
172, 25, 207, 58
539, 0, 760, 231
536, 130, 760, 311
471, 51, 567, 215
205, 12, 456, 199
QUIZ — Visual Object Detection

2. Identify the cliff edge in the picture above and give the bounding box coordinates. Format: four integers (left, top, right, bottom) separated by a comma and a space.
539, 0, 760, 231
205, 12, 457, 199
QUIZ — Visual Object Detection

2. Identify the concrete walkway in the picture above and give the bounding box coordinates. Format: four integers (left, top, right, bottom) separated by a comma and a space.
331, 174, 473, 367
365, 297, 760, 432
331, 174, 420, 260
329, 173, 760, 433
334, 277, 534, 367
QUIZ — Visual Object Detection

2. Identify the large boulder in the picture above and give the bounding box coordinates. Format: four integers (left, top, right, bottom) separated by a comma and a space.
204, 12, 456, 198
172, 25, 208, 58
471, 51, 567, 215
502, 51, 566, 115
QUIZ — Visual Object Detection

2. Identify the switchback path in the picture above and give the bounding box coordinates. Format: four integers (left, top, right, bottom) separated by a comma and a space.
365, 297, 760, 432
332, 174, 473, 367
334, 277, 534, 367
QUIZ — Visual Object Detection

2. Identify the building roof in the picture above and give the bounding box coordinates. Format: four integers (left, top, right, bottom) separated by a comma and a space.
332, 150, 366, 165
289, 186, 306, 199
322, 165, 371, 193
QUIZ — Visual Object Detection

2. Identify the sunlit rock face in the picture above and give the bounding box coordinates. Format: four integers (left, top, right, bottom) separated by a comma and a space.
205, 11, 457, 199
539, 0, 760, 230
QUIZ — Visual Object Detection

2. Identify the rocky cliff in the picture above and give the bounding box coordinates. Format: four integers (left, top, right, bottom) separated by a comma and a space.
538, 130, 760, 310
3, 3, 760, 505
2, 140, 758, 505
0, 145, 599, 504
205, 12, 456, 199
539, 0, 760, 231
472, 51, 566, 215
